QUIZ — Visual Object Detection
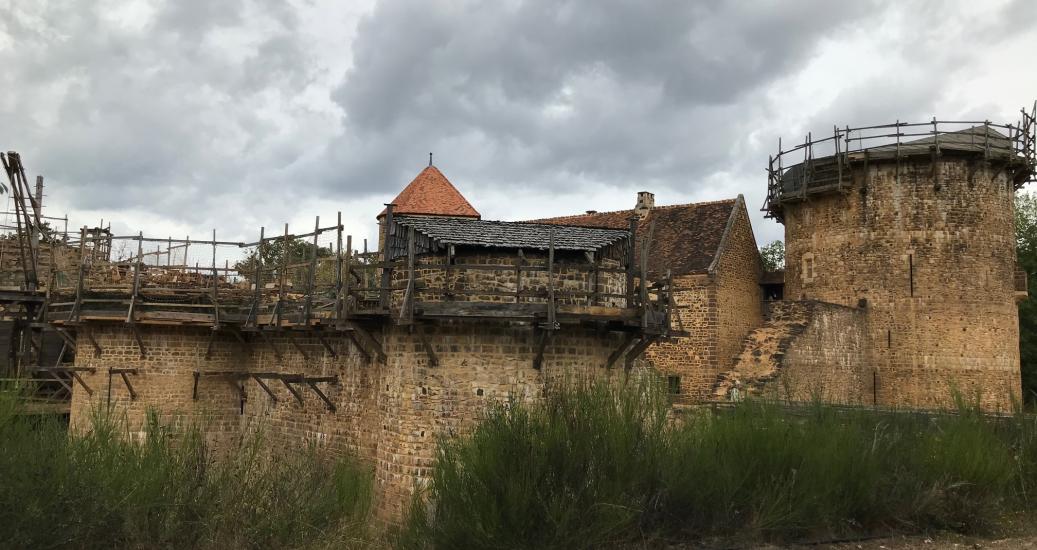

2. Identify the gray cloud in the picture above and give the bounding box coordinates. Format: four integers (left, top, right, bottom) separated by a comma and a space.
0, 0, 1034, 248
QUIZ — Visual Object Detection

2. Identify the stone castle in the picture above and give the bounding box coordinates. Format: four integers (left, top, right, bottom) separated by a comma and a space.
2, 112, 1033, 519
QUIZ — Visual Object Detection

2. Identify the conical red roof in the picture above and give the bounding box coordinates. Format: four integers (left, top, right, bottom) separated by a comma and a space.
379, 165, 480, 219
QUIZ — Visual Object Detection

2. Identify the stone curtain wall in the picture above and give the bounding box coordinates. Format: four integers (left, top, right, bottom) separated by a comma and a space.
714, 301, 870, 403
782, 158, 1022, 410
375, 322, 629, 519
240, 331, 381, 464
69, 325, 247, 452
68, 321, 633, 521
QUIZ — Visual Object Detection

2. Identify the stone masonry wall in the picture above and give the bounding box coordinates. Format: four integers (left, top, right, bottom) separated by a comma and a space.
714, 300, 870, 404
782, 158, 1022, 410
714, 201, 764, 379
642, 273, 716, 397
69, 325, 248, 452
374, 322, 630, 519
68, 320, 633, 522
391, 250, 626, 309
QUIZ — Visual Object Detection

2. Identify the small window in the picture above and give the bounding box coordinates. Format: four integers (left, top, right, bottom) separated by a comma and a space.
667, 375, 681, 395
802, 253, 816, 284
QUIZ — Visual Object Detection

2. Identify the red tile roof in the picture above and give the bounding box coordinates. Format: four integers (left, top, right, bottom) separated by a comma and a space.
529, 199, 739, 276
379, 166, 481, 219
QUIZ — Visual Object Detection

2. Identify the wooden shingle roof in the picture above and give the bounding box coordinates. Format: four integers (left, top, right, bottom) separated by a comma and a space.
379, 165, 481, 219
530, 199, 738, 277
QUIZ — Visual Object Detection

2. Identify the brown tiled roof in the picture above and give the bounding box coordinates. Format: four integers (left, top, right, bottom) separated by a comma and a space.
530, 199, 738, 276
379, 165, 481, 219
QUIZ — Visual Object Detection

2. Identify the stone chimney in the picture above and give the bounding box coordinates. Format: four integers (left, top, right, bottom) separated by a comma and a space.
635, 191, 654, 219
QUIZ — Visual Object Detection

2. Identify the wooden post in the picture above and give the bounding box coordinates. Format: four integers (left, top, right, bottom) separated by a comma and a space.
591, 250, 600, 306
640, 236, 649, 329
248, 227, 264, 326
71, 227, 88, 322
401, 226, 416, 324
547, 228, 556, 329
335, 211, 343, 321
380, 204, 394, 310
211, 229, 219, 325
515, 249, 524, 304
126, 231, 143, 324
276, 223, 288, 327
625, 216, 638, 309
305, 216, 319, 326
343, 234, 352, 320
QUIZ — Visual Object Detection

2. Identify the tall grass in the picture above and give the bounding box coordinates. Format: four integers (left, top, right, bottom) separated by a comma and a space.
397, 380, 1037, 549
0, 388, 373, 549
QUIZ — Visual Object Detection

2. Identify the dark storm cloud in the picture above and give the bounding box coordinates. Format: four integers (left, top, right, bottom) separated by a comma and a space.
1, 0, 1034, 245
325, 0, 880, 199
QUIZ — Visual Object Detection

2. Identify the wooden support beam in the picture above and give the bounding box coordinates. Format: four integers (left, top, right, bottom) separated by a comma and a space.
45, 369, 73, 394
204, 328, 218, 360
304, 216, 320, 326
625, 216, 637, 308
380, 204, 394, 309
623, 336, 657, 370
345, 321, 386, 362
84, 328, 102, 357
288, 332, 309, 360
605, 333, 638, 369
281, 378, 304, 405
128, 323, 146, 359
399, 226, 416, 325
256, 330, 283, 363
532, 329, 551, 370
316, 330, 338, 359
69, 369, 93, 395
344, 330, 371, 364
53, 327, 77, 353
247, 226, 265, 327
251, 374, 278, 403
306, 380, 335, 411
414, 326, 438, 367
112, 368, 138, 400
546, 229, 557, 330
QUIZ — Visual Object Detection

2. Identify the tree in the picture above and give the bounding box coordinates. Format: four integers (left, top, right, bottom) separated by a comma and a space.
1015, 191, 1037, 404
759, 240, 785, 271
234, 237, 332, 283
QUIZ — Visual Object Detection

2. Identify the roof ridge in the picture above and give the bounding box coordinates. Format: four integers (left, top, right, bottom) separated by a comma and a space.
529, 197, 738, 223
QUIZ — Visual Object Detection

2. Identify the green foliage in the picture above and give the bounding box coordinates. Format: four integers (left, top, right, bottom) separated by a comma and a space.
760, 240, 785, 271
397, 381, 1037, 548
234, 237, 333, 282
1016, 192, 1037, 403
0, 389, 372, 549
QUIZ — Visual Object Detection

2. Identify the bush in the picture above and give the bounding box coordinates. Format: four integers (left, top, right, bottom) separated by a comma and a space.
398, 380, 1037, 548
0, 388, 373, 549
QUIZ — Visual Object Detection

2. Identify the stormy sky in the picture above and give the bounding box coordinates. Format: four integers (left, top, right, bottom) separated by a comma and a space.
1, 0, 1035, 258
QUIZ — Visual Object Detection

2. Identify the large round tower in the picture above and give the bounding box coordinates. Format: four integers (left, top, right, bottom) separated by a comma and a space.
766, 109, 1036, 410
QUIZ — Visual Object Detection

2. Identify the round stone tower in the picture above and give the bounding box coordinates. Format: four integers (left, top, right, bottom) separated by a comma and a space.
766, 112, 1036, 410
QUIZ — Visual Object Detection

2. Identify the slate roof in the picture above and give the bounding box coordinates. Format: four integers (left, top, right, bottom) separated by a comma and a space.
864, 125, 1013, 158
530, 199, 739, 276
394, 216, 629, 251
379, 165, 481, 219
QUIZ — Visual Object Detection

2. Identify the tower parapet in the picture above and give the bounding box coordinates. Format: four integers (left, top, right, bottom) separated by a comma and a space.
768, 105, 1036, 410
